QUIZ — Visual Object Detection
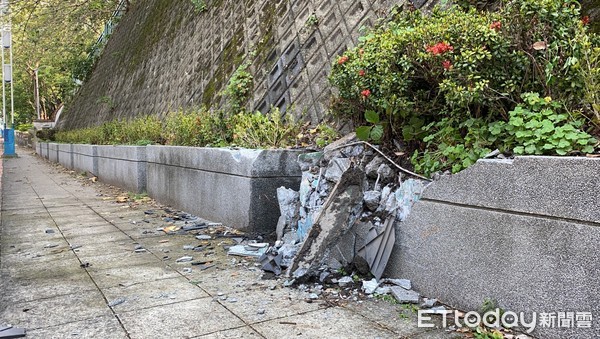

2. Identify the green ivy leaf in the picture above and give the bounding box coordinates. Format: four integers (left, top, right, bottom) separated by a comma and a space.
558, 139, 571, 148
356, 126, 372, 141
582, 145, 595, 154
370, 124, 384, 141
577, 138, 591, 145
365, 110, 380, 124
524, 144, 537, 154
540, 120, 554, 133
556, 148, 568, 155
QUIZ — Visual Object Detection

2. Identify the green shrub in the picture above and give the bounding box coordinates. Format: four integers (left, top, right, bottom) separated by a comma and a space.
53, 107, 339, 150
329, 0, 599, 176
16, 123, 33, 132
231, 108, 302, 149
163, 110, 202, 146
490, 92, 597, 155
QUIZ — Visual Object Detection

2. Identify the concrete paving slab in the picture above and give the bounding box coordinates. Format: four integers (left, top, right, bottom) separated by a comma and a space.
103, 276, 210, 312
26, 315, 128, 339
0, 255, 82, 280
79, 251, 159, 271
343, 299, 446, 337
54, 218, 114, 232
0, 229, 65, 246
0, 289, 112, 330
65, 230, 132, 245
0, 247, 75, 267
70, 242, 133, 259
0, 272, 95, 304
0, 202, 46, 211
61, 223, 122, 237
409, 328, 466, 338
219, 287, 325, 324
50, 214, 108, 227
252, 307, 396, 338
188, 268, 266, 296
0, 211, 48, 219
117, 299, 245, 338
87, 262, 180, 289
196, 326, 264, 338
1, 241, 70, 258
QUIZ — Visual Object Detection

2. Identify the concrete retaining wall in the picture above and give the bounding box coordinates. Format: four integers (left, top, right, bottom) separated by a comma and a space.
386, 156, 600, 338
57, 144, 74, 169
35, 142, 302, 233
96, 146, 147, 194
41, 142, 49, 159
72, 144, 97, 176
48, 143, 59, 163
146, 146, 302, 233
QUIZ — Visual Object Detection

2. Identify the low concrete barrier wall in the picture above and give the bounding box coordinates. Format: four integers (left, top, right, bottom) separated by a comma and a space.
42, 142, 49, 159
57, 144, 73, 169
146, 146, 303, 233
72, 144, 97, 176
96, 146, 146, 194
35, 142, 303, 233
386, 156, 600, 339
48, 143, 59, 163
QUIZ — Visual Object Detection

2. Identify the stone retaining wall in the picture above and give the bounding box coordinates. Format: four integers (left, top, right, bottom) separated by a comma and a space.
36, 142, 303, 233
58, 0, 439, 130
386, 156, 600, 338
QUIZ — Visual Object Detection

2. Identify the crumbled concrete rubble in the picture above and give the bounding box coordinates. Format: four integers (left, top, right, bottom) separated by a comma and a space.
259, 134, 431, 308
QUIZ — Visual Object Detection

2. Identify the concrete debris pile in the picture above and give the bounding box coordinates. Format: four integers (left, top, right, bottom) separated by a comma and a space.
260, 134, 431, 284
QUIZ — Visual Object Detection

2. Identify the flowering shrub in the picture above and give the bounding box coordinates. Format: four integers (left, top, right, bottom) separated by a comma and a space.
329, 0, 599, 176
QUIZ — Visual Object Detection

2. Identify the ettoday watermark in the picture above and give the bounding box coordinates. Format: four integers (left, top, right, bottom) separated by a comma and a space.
418, 309, 594, 333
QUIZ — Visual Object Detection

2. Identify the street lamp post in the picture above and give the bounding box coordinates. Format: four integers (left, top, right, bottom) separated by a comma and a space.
1, 0, 15, 157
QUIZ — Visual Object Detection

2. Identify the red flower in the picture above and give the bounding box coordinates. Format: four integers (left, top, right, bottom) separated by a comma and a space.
426, 42, 454, 55
490, 21, 502, 31
442, 60, 452, 70
358, 69, 366, 76
359, 48, 365, 56
361, 89, 371, 98
338, 55, 349, 65
582, 16, 590, 26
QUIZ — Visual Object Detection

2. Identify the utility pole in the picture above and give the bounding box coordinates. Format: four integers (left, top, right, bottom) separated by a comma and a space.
1, 0, 15, 157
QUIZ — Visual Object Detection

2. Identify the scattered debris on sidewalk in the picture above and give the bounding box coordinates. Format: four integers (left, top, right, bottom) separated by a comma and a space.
0, 325, 26, 338
108, 297, 127, 307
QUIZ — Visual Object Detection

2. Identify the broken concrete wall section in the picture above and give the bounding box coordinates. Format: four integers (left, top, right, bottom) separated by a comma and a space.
269, 135, 430, 282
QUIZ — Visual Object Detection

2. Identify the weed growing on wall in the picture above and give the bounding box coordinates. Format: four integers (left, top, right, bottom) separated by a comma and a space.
223, 62, 253, 113
190, 0, 207, 13
305, 14, 319, 28
329, 0, 600, 176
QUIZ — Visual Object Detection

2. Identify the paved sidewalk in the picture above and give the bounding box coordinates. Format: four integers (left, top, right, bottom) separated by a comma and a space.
0, 148, 456, 338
